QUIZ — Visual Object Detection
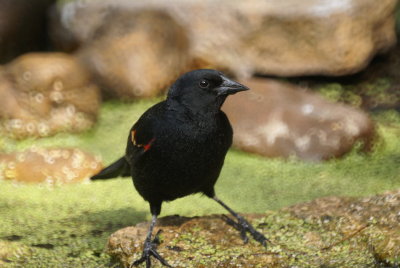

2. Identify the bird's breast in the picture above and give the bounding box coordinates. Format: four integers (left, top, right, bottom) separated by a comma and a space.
129, 117, 232, 202
147, 122, 229, 165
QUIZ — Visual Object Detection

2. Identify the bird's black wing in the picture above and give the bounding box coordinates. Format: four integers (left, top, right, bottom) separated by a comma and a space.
90, 156, 130, 180
91, 102, 165, 181
125, 102, 166, 162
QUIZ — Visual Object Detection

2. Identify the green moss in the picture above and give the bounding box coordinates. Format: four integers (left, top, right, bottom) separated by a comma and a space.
114, 212, 379, 267
317, 83, 345, 102
315, 77, 396, 109
0, 100, 399, 267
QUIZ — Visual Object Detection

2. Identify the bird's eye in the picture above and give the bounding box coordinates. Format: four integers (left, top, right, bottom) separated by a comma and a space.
199, 80, 209, 88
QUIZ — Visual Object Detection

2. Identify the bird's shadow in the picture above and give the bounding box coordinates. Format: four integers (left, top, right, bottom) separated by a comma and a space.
67, 207, 149, 237
1, 207, 149, 264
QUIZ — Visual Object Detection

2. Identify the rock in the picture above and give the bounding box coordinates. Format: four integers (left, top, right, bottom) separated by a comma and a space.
77, 9, 190, 99
286, 189, 400, 265
51, 0, 397, 78
290, 40, 400, 112
222, 78, 376, 161
47, 4, 80, 53
0, 147, 102, 184
0, 0, 55, 63
0, 52, 101, 139
106, 190, 400, 267
66, 9, 189, 99
106, 215, 284, 267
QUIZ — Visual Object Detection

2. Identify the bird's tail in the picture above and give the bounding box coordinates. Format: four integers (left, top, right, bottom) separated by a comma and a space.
91, 157, 131, 180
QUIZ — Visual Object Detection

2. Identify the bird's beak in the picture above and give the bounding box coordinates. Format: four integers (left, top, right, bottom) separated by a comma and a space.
217, 75, 249, 96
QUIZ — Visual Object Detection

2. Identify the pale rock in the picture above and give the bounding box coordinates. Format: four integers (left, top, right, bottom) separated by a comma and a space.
0, 147, 102, 184
50, 0, 397, 78
222, 78, 376, 161
0, 52, 101, 139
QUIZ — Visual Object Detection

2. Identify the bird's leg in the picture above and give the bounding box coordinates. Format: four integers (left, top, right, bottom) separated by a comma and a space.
131, 214, 172, 268
213, 196, 269, 247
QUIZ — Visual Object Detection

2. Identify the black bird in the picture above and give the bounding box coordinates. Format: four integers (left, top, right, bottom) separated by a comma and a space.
91, 69, 268, 267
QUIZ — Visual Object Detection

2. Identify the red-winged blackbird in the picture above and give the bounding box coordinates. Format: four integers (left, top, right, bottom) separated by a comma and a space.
91, 69, 268, 267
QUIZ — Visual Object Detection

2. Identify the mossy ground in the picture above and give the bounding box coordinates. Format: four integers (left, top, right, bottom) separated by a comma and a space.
0, 99, 399, 267
107, 212, 394, 268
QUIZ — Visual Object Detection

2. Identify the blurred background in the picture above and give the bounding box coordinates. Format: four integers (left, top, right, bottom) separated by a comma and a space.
0, 0, 399, 267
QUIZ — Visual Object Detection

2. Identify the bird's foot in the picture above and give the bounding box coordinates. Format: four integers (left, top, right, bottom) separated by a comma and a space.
222, 215, 269, 247
131, 230, 172, 268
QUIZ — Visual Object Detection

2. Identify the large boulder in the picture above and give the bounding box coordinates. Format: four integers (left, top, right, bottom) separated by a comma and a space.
222, 78, 376, 161
105, 190, 400, 267
76, 10, 190, 99
0, 0, 55, 64
0, 52, 101, 139
50, 0, 397, 78
0, 147, 102, 184
49, 7, 190, 100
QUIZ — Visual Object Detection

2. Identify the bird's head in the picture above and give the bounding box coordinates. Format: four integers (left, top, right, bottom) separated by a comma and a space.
167, 69, 249, 115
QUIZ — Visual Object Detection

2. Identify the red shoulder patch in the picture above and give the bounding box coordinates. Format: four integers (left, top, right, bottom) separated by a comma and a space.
143, 138, 156, 152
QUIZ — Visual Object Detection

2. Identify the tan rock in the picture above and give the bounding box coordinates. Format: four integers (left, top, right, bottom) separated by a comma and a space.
0, 147, 102, 184
287, 189, 400, 228
51, 0, 397, 78
47, 4, 80, 53
76, 9, 190, 99
0, 52, 101, 139
106, 215, 283, 268
222, 78, 376, 161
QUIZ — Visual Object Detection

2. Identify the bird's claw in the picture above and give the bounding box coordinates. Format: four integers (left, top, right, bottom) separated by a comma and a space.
130, 230, 172, 268
222, 215, 269, 247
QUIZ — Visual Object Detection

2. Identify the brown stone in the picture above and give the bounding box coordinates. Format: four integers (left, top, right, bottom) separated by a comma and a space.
106, 215, 283, 268
182, 0, 397, 76
0, 147, 103, 184
222, 78, 376, 161
0, 52, 101, 139
47, 4, 80, 53
51, 0, 397, 78
287, 190, 400, 229
76, 9, 190, 99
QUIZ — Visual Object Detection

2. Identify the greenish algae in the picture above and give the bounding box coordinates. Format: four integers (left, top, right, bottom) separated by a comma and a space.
108, 213, 385, 267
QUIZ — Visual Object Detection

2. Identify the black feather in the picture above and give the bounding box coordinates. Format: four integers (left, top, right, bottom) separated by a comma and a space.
90, 157, 130, 180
